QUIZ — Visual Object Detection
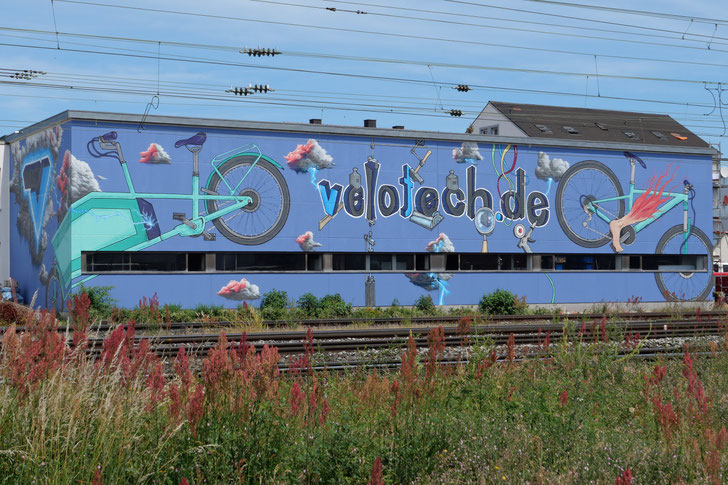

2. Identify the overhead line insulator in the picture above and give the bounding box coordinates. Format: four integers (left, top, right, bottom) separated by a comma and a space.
240, 46, 281, 57
453, 84, 471, 92
449, 109, 463, 117
225, 84, 274, 96
10, 69, 45, 80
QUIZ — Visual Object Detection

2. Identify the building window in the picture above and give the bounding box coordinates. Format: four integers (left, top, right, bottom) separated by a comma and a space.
84, 252, 707, 274
333, 253, 366, 271
480, 125, 499, 135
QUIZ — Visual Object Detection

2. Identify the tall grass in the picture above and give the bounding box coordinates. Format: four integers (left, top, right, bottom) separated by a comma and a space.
1, 312, 728, 483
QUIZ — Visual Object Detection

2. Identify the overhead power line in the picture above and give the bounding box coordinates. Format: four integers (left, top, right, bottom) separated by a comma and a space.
327, 0, 728, 44
284, 0, 728, 47
5, 67, 727, 127
0, 30, 724, 87
6, 24, 728, 72
519, 0, 728, 25
52, 0, 728, 54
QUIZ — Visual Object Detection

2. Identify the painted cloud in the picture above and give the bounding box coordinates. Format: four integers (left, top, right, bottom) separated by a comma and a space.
535, 151, 570, 181
139, 143, 171, 164
217, 278, 261, 300
452, 142, 483, 163
9, 126, 63, 265
296, 231, 322, 251
426, 233, 454, 253
56, 150, 101, 222
284, 139, 334, 173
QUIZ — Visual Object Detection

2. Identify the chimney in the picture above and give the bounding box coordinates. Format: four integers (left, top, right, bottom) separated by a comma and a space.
392, 125, 404, 130
309, 119, 322, 125
364, 119, 377, 128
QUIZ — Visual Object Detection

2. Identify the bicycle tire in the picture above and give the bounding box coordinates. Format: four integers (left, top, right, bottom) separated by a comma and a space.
654, 225, 713, 302
205, 155, 290, 245
44, 262, 64, 310
555, 160, 625, 248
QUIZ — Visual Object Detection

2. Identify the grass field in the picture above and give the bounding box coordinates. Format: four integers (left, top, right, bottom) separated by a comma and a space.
1, 308, 727, 484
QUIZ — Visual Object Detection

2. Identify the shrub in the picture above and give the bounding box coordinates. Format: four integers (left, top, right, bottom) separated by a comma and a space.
479, 289, 524, 315
319, 294, 352, 318
78, 285, 116, 318
296, 292, 321, 318
414, 294, 436, 315
261, 289, 289, 320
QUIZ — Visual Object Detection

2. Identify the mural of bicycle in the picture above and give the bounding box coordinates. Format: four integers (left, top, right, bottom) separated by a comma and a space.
555, 151, 712, 301
47, 131, 290, 305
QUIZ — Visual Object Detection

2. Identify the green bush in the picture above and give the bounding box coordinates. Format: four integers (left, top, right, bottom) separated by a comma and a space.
79, 285, 116, 317
479, 288, 524, 315
414, 294, 436, 315
319, 293, 352, 318
296, 292, 321, 318
261, 289, 289, 320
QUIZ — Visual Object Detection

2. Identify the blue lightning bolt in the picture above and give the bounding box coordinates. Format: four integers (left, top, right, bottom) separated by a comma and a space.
545, 177, 554, 196
437, 277, 450, 306
138, 210, 158, 230
308, 167, 318, 187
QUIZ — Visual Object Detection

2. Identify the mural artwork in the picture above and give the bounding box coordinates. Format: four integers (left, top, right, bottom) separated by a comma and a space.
7, 123, 713, 309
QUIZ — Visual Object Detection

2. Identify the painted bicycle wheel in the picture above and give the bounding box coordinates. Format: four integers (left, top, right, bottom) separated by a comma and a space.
205, 155, 290, 245
555, 160, 625, 248
42, 261, 64, 311
654, 225, 713, 301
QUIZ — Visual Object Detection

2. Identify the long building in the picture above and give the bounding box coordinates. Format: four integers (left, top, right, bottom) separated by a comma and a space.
0, 106, 719, 308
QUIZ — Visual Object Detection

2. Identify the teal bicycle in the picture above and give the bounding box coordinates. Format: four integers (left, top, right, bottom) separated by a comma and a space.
48, 131, 290, 303
555, 151, 712, 301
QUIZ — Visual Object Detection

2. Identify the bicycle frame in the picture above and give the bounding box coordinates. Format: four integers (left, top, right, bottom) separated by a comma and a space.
587, 160, 692, 253
58, 136, 284, 290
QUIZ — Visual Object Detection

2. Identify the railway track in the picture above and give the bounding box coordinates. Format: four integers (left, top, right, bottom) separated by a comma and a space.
3, 309, 727, 335
81, 318, 725, 360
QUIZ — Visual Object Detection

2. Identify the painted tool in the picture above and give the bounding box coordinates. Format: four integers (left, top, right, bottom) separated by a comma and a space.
474, 207, 495, 252
409, 144, 432, 184
514, 222, 536, 253
318, 201, 344, 230
410, 210, 444, 230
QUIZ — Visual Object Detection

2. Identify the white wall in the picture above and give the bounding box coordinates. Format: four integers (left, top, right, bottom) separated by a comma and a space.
0, 142, 9, 284
470, 104, 528, 137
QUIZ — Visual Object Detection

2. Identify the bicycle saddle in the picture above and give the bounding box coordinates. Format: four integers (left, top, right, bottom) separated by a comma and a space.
175, 132, 207, 148
624, 151, 646, 168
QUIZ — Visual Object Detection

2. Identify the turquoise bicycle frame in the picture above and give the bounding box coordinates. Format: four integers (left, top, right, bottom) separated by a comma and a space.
588, 159, 692, 253
52, 139, 284, 294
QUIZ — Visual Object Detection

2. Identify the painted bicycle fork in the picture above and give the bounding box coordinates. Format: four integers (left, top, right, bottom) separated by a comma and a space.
587, 158, 693, 253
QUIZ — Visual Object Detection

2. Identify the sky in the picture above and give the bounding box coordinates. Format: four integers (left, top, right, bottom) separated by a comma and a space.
1, 0, 727, 152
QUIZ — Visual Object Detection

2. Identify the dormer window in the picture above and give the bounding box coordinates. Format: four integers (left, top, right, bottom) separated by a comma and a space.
623, 131, 640, 141
651, 131, 668, 140
563, 126, 580, 135
595, 122, 608, 131
535, 124, 553, 134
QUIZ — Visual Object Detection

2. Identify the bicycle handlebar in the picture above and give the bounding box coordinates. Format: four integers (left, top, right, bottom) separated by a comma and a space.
88, 132, 122, 162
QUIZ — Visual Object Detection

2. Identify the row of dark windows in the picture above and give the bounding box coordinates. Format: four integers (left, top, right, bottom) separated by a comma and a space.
83, 252, 707, 273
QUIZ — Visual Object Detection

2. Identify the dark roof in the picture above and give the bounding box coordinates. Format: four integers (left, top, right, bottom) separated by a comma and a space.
0, 110, 717, 157
489, 101, 710, 148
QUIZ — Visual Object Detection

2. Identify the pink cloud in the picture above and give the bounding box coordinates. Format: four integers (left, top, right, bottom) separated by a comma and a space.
217, 278, 261, 300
